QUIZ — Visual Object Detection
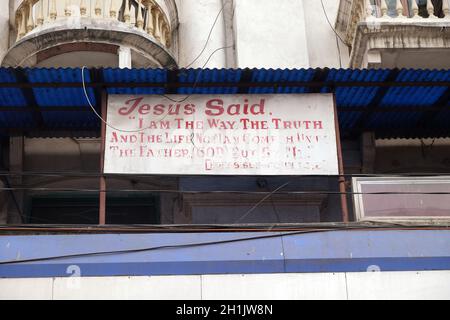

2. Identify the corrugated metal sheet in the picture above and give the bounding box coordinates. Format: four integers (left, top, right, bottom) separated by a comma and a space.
0, 68, 448, 138
104, 68, 167, 95
25, 68, 99, 129
177, 68, 242, 95
0, 69, 29, 128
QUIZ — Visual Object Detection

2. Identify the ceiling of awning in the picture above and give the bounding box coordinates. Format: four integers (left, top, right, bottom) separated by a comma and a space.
0, 67, 449, 139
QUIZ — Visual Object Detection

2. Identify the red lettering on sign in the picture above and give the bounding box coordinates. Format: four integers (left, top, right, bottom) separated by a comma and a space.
118, 97, 197, 116
205, 98, 266, 116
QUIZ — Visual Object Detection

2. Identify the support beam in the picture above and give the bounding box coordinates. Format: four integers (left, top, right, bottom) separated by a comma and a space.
308, 68, 331, 93
13, 69, 44, 128
361, 132, 376, 174
8, 136, 24, 224
166, 69, 180, 94
92, 65, 107, 225
90, 68, 104, 114
118, 46, 132, 69
333, 94, 349, 223
99, 90, 107, 225
237, 69, 254, 94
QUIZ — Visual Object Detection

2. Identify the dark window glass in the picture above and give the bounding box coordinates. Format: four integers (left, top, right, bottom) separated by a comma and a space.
28, 194, 159, 225
418, 0, 444, 18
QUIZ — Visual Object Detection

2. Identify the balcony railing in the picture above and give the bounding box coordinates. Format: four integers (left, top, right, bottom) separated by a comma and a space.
15, 0, 172, 48
344, 0, 450, 51
366, 0, 449, 20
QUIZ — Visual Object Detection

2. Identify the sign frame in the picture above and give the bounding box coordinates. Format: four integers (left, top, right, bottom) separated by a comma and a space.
98, 92, 349, 223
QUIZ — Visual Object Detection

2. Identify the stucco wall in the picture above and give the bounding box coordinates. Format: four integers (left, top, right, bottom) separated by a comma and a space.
303, 0, 350, 68
233, 0, 310, 69
175, 0, 349, 69
1, 271, 450, 300
176, 0, 227, 68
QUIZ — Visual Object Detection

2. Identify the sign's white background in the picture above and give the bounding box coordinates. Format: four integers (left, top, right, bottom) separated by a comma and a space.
104, 94, 339, 175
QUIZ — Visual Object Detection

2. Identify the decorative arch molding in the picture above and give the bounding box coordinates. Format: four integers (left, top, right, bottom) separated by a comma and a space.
350, 23, 450, 68
1, 22, 178, 68
159, 0, 179, 30
8, 0, 180, 68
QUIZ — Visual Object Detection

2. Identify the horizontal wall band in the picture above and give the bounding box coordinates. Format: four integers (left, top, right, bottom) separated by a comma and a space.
1, 230, 449, 278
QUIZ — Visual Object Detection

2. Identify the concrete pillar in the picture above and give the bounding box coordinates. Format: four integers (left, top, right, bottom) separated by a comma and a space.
222, 0, 236, 68
8, 136, 24, 224
118, 46, 132, 69
233, 0, 310, 68
177, 0, 227, 68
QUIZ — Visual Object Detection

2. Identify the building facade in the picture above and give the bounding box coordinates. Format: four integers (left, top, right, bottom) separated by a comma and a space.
0, 0, 450, 300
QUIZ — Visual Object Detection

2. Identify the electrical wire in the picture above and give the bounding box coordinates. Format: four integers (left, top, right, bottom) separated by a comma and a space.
1, 171, 450, 195
1, 186, 450, 196
234, 182, 290, 223
320, 0, 349, 47
81, 0, 234, 130
82, 45, 233, 132
334, 33, 343, 68
82, 66, 150, 134
266, 183, 283, 224
1, 172, 450, 178
318, 0, 344, 67
156, 45, 234, 103
184, 1, 228, 68
3, 5, 448, 262
0, 230, 327, 265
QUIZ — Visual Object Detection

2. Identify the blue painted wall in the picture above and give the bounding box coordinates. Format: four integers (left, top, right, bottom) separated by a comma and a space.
0, 230, 449, 278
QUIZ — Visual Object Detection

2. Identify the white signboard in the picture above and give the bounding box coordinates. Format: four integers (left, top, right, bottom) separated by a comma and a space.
104, 94, 339, 175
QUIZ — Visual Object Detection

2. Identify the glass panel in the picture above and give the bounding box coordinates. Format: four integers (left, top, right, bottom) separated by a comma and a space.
417, 0, 444, 17
28, 194, 159, 224
358, 180, 450, 218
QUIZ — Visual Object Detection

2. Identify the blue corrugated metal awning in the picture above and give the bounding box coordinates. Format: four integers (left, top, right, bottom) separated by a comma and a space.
0, 67, 449, 139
